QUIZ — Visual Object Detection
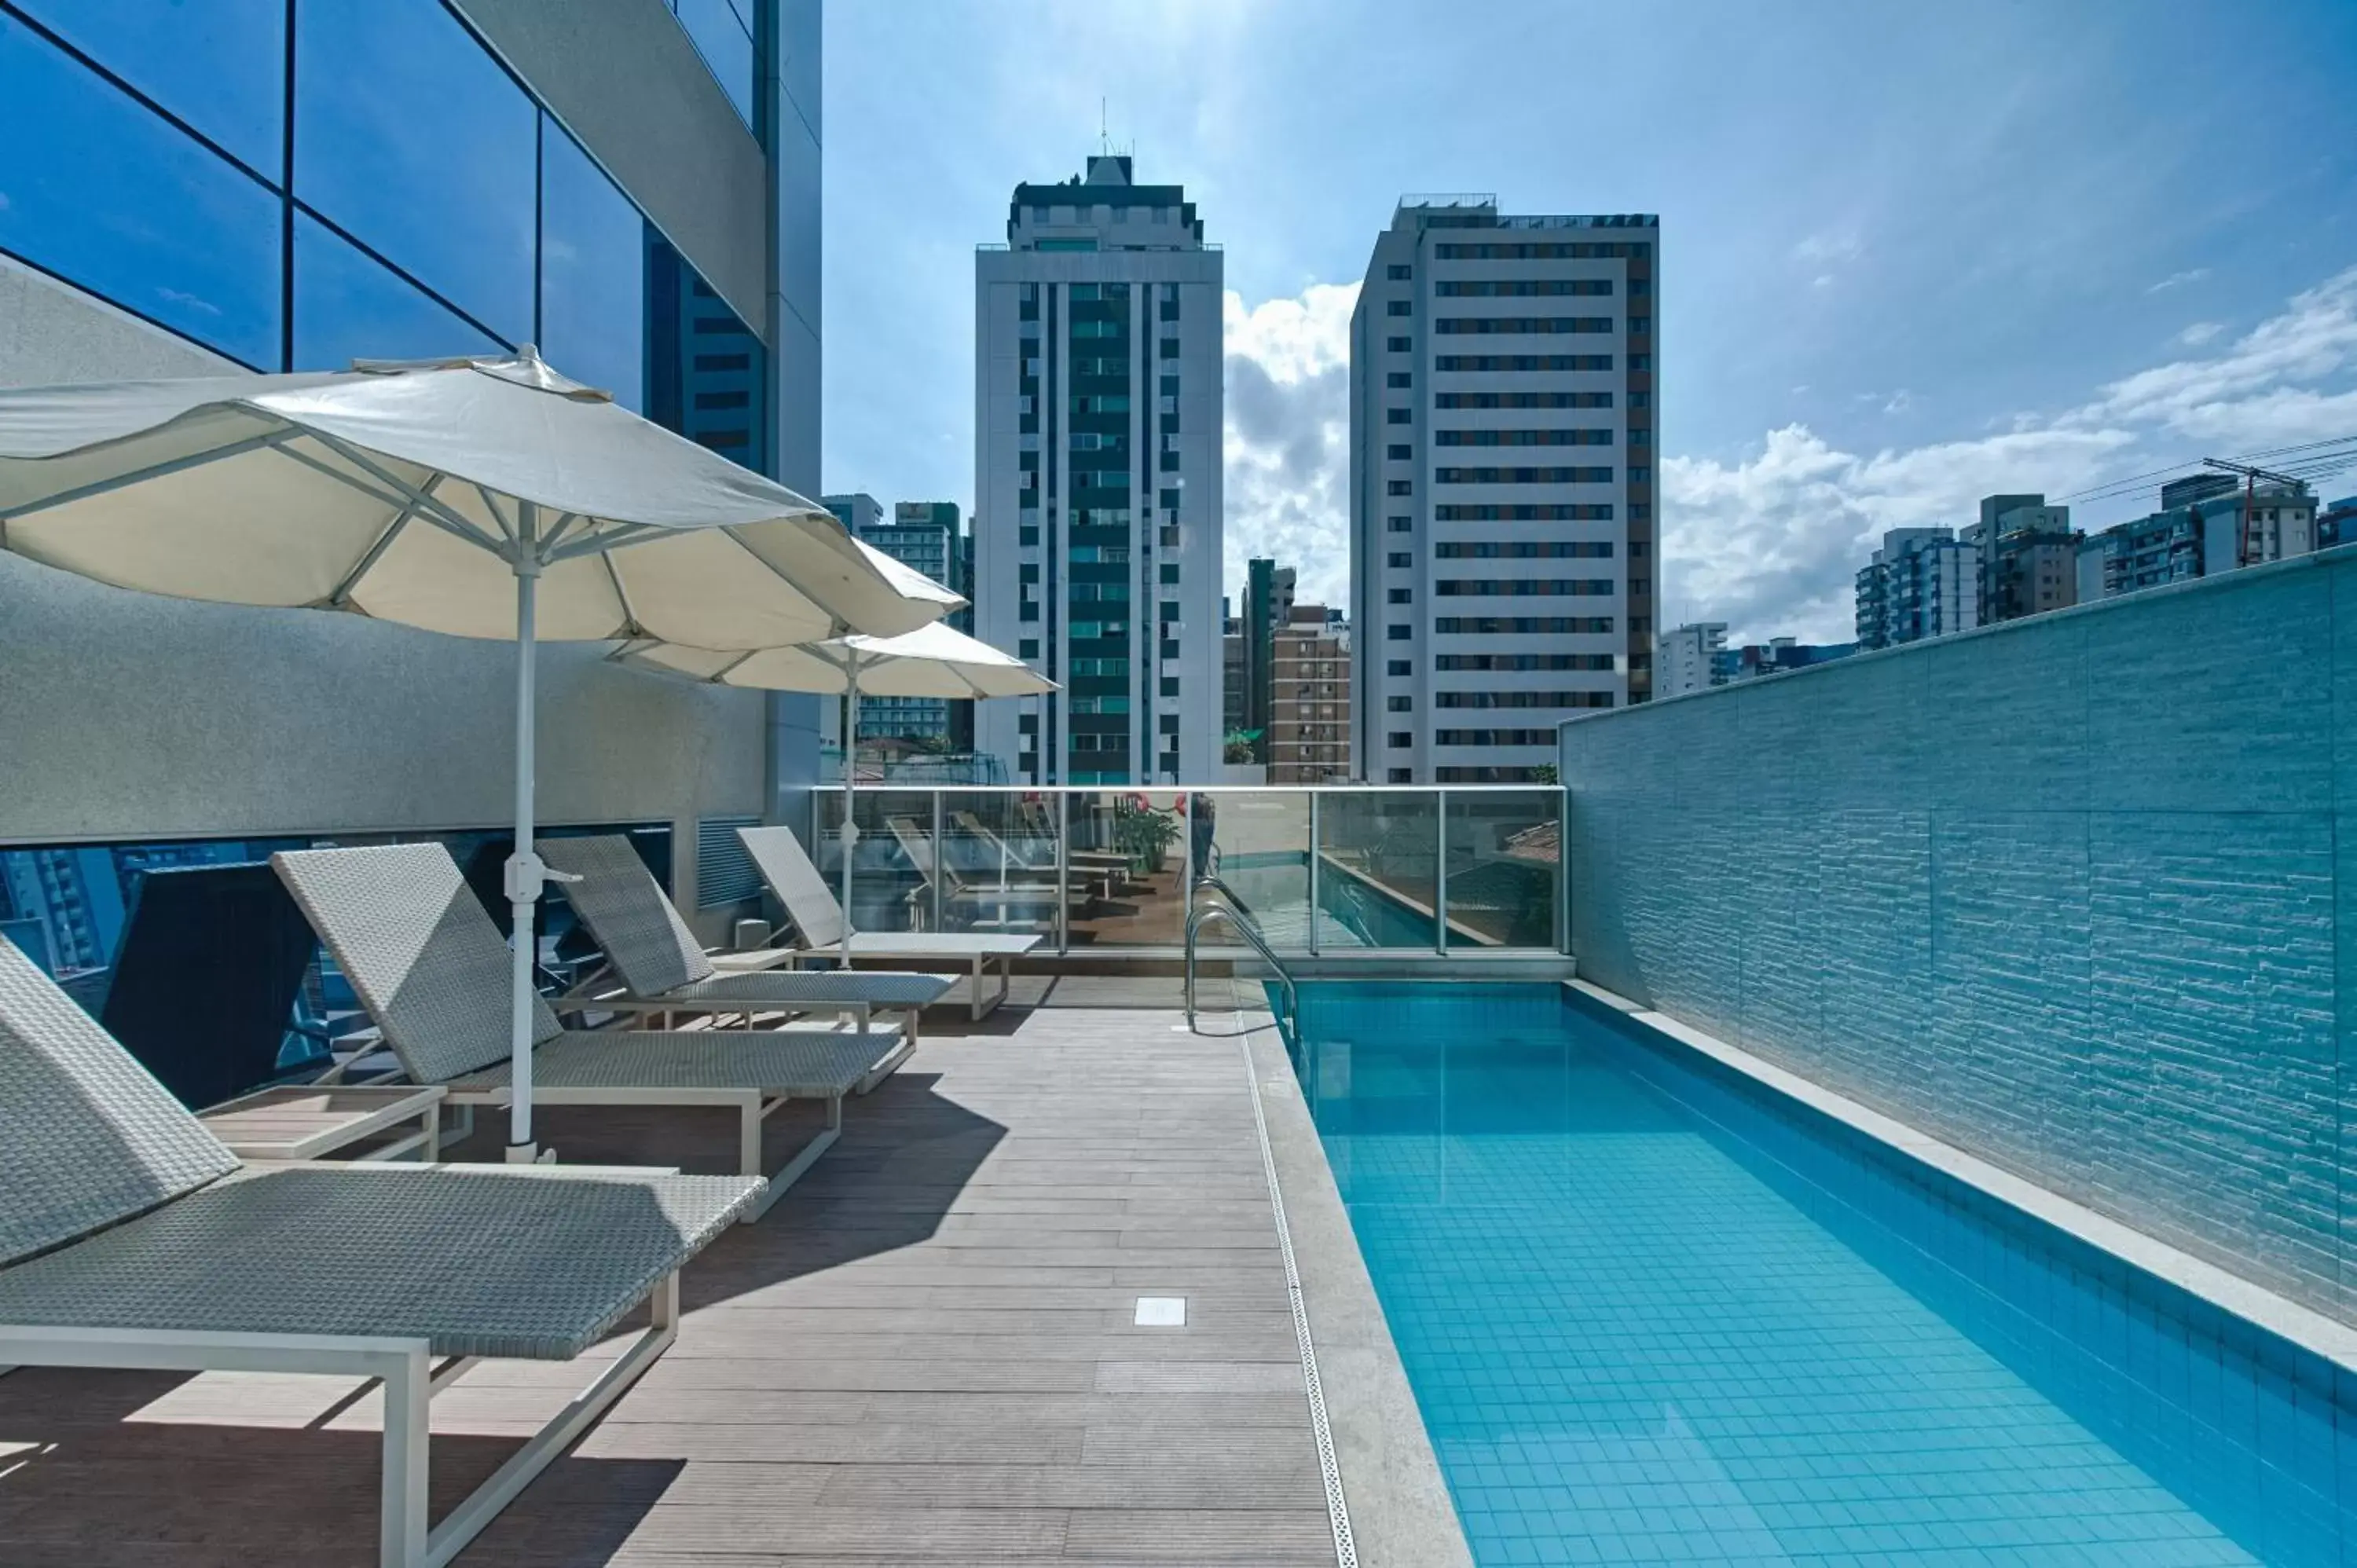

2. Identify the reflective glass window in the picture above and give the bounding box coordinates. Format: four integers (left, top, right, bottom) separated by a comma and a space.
292, 212, 500, 371
647, 240, 765, 472
0, 18, 281, 367
675, 0, 754, 125
539, 123, 647, 412
14, 0, 285, 178
294, 0, 535, 343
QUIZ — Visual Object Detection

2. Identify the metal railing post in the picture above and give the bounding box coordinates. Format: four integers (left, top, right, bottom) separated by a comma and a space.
1433, 787, 1449, 956
1056, 789, 1069, 955
1307, 792, 1321, 958
931, 790, 945, 934
1557, 784, 1571, 956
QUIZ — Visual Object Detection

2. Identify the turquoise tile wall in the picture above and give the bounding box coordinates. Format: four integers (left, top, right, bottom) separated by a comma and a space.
1561, 548, 2357, 1321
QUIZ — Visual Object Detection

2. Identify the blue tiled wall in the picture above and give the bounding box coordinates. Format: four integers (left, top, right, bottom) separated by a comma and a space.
1560, 548, 2357, 1323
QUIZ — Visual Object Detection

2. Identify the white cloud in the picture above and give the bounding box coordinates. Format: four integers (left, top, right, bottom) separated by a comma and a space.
2147, 267, 2212, 294
2178, 321, 2224, 346
1221, 282, 1358, 608
1222, 262, 2357, 648
1792, 229, 1864, 266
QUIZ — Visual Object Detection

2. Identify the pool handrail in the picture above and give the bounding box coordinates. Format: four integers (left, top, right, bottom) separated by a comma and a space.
1184, 874, 1301, 1035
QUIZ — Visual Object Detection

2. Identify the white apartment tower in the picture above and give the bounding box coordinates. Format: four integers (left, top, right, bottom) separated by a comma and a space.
974, 154, 1224, 785
1350, 199, 1659, 782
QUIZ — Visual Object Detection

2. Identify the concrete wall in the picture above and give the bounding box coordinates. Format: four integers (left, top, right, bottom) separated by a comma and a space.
1560, 547, 2356, 1322
0, 256, 768, 922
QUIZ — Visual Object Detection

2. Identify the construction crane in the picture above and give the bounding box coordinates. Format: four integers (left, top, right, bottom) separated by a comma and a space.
2203, 457, 2308, 568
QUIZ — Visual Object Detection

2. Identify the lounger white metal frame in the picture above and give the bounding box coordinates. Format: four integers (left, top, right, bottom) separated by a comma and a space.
0, 1232, 683, 1568
735, 825, 1043, 1020
273, 844, 885, 1218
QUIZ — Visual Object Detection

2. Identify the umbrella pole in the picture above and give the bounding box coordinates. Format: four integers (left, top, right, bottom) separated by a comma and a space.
838, 653, 860, 968
505, 532, 543, 1161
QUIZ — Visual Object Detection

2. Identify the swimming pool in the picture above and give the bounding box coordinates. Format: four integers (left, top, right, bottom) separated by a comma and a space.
1291, 981, 2356, 1566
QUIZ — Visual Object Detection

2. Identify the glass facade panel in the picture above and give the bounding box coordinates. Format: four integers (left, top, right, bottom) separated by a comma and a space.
1442, 789, 1563, 949
673, 0, 755, 126
294, 0, 536, 343
292, 211, 500, 370
1317, 791, 1441, 949
935, 793, 1061, 943
15, 0, 285, 177
1064, 791, 1188, 947
648, 238, 767, 471
1193, 792, 1310, 948
815, 790, 929, 937
539, 122, 647, 412
0, 16, 281, 367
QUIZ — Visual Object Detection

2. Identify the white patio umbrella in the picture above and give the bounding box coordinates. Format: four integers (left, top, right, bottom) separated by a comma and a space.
0, 348, 962, 1158
618, 623, 1054, 962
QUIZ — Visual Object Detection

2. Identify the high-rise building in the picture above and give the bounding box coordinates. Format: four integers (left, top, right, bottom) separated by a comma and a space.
1350, 198, 1658, 784
0, 1, 826, 940
1222, 597, 1248, 739
1976, 494, 2078, 625
1268, 607, 1352, 783
1655, 622, 1728, 698
2077, 479, 2317, 603
1855, 528, 1981, 650
973, 152, 1224, 785
822, 499, 964, 746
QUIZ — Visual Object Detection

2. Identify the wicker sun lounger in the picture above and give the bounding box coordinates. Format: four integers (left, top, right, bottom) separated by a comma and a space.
273, 844, 894, 1216
536, 834, 952, 1094
736, 825, 1043, 1020
0, 933, 761, 1567
951, 808, 1127, 896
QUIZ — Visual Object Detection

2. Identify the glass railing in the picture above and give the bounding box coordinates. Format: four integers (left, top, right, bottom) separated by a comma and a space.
811, 785, 1567, 957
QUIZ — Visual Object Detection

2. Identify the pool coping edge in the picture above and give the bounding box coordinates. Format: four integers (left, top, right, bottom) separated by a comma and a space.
1241, 1011, 1477, 1568
1566, 977, 2357, 1379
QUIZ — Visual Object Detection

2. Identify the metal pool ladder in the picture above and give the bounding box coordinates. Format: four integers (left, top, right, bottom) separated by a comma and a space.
1184, 875, 1300, 1036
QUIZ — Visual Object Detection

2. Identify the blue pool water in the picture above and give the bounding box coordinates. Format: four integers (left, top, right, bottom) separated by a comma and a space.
1291, 982, 2357, 1566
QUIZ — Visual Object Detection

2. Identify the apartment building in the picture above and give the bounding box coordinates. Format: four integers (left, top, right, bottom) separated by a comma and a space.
1268, 607, 1352, 783
1855, 527, 1981, 650
2077, 475, 2318, 603
822, 496, 965, 746
1350, 198, 1659, 783
1655, 621, 1729, 698
1976, 494, 2078, 625
973, 152, 1224, 785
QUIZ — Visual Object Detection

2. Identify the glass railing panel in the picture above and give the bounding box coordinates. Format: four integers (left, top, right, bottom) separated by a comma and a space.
816, 788, 931, 936
1314, 790, 1441, 950
1064, 789, 1189, 948
1442, 789, 1563, 950
935, 789, 1061, 942
1192, 790, 1311, 949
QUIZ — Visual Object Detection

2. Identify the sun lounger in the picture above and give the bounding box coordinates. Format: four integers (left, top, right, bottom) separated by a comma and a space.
535, 834, 952, 1094
273, 844, 894, 1216
950, 809, 1127, 896
0, 932, 760, 1567
886, 817, 1080, 918
736, 825, 1043, 1019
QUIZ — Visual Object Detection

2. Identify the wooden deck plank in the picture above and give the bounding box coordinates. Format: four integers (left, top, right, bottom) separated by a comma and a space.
0, 1003, 1332, 1567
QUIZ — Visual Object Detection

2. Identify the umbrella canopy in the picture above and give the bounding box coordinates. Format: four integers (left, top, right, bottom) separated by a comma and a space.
618, 625, 1053, 963
0, 350, 961, 646
620, 621, 1057, 700
0, 349, 964, 1160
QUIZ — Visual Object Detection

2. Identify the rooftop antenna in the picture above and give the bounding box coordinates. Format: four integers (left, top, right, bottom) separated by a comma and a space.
1099, 97, 1109, 156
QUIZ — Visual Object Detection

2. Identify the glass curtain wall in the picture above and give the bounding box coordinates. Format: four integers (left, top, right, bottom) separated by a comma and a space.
0, 0, 761, 458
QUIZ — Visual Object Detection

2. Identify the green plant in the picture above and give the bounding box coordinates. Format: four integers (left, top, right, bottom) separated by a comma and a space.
1113, 801, 1180, 874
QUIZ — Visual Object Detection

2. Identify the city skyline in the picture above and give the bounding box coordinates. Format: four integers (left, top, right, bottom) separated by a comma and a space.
826, 0, 2357, 645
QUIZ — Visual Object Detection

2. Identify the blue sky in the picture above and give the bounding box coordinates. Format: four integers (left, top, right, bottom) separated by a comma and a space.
823, 0, 2357, 642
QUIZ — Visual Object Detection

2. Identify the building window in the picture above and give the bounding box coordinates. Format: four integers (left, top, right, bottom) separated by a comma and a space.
1387, 768, 1413, 783
1387, 443, 1412, 460
1387, 515, 1413, 533
1387, 658, 1411, 676
1386, 335, 1412, 352
1386, 263, 1412, 280
1386, 300, 1411, 317
1387, 552, 1412, 568
1387, 480, 1412, 496
1386, 625, 1410, 641
1387, 588, 1411, 604
1387, 732, 1412, 749
1387, 408, 1412, 424
1386, 696, 1412, 713
1387, 372, 1412, 389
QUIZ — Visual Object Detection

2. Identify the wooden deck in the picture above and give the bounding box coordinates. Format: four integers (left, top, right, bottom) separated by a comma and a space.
0, 981, 1340, 1566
